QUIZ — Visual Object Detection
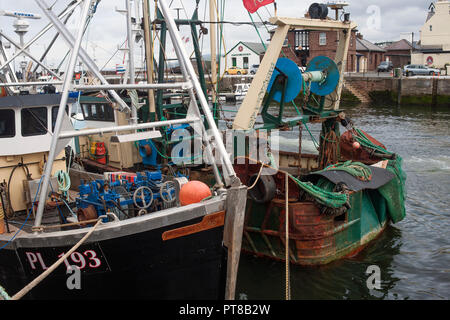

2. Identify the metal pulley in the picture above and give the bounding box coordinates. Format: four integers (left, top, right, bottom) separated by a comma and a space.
160, 181, 177, 204
305, 56, 340, 96
266, 58, 303, 103
266, 56, 340, 101
133, 186, 154, 209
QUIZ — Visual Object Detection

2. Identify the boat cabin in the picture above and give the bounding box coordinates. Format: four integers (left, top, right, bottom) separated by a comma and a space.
0, 93, 76, 213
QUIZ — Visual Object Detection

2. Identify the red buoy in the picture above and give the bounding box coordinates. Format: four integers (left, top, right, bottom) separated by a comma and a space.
352, 141, 361, 149
179, 181, 212, 206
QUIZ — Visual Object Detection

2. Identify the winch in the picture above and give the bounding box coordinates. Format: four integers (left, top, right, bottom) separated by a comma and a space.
76, 170, 182, 223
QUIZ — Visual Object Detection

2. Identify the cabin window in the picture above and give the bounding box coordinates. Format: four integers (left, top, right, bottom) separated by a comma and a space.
51, 106, 69, 132
21, 107, 48, 137
81, 103, 114, 122
0, 109, 15, 138
319, 33, 327, 46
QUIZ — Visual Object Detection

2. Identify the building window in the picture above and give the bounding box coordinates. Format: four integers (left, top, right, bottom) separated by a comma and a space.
319, 33, 327, 46
430, 25, 433, 31
0, 109, 15, 138
21, 107, 48, 137
232, 57, 237, 67
243, 57, 249, 69
295, 31, 309, 50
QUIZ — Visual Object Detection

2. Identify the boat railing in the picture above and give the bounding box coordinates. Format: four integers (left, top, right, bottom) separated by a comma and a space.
29, 0, 240, 231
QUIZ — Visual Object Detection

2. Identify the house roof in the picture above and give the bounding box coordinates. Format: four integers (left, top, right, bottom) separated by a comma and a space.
226, 41, 267, 56
356, 38, 386, 52
242, 42, 267, 54
385, 39, 413, 51
416, 44, 446, 53
426, 3, 435, 22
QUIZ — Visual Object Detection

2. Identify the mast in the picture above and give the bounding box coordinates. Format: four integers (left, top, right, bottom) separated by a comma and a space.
142, 0, 157, 121
125, 0, 138, 125
209, 0, 217, 106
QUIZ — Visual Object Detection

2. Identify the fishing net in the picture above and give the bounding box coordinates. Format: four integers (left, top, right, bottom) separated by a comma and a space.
377, 155, 407, 223
290, 128, 407, 223
353, 129, 407, 223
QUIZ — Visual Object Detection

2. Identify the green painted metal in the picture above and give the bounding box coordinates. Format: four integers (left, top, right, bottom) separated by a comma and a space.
156, 9, 167, 124
155, 6, 209, 129
189, 10, 207, 99
261, 72, 288, 127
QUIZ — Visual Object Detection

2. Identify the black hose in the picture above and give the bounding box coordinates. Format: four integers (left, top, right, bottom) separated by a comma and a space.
0, 187, 11, 233
6, 162, 32, 218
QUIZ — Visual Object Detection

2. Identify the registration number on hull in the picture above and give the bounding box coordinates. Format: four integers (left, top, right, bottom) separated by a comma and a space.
18, 243, 110, 276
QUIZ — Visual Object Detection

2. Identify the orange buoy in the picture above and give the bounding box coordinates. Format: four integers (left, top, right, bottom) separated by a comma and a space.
179, 181, 212, 206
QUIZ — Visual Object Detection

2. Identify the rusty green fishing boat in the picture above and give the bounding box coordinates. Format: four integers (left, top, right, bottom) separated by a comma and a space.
229, 8, 406, 266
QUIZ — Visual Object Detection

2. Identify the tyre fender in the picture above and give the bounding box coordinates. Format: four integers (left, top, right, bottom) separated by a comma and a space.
247, 174, 276, 204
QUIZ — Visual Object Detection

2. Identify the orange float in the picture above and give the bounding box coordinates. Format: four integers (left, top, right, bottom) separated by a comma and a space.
179, 181, 212, 206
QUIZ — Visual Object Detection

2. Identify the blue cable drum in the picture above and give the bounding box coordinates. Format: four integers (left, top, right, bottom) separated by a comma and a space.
267, 58, 303, 103
306, 56, 340, 96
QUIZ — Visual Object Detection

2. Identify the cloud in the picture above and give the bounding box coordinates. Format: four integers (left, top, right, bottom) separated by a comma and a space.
0, 0, 430, 71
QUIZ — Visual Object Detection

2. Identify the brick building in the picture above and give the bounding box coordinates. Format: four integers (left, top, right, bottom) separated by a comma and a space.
384, 39, 413, 68
356, 36, 386, 72
274, 28, 357, 72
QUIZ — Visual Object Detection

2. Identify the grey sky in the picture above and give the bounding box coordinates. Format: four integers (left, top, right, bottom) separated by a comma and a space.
0, 0, 431, 71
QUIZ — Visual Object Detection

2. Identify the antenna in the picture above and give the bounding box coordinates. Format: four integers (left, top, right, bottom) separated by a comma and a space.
0, 10, 41, 81
327, 2, 349, 21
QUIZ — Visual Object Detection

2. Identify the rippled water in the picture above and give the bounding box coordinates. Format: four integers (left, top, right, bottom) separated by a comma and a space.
228, 103, 450, 300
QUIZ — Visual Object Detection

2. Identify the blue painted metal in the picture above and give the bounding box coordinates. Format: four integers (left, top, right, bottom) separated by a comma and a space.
138, 140, 159, 167
306, 56, 340, 96
267, 58, 303, 103
76, 170, 177, 219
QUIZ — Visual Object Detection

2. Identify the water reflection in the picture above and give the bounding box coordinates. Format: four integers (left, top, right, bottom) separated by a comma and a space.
236, 226, 403, 300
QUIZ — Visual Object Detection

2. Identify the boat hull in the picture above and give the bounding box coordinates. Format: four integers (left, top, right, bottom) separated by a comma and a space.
0, 200, 228, 300
241, 189, 389, 266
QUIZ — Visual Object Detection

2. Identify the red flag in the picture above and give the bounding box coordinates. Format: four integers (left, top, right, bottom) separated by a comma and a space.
243, 0, 275, 13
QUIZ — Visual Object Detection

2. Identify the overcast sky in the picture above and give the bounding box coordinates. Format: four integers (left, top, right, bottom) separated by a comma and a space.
0, 0, 431, 72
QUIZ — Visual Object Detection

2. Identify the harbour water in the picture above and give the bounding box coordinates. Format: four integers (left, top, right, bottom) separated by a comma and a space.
228, 102, 450, 300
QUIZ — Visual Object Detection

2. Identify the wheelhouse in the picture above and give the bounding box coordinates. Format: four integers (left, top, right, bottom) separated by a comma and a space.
0, 94, 76, 156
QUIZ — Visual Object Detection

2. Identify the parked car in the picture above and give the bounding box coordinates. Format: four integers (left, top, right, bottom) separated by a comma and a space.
403, 64, 441, 76
249, 64, 259, 75
377, 61, 393, 72
225, 66, 248, 75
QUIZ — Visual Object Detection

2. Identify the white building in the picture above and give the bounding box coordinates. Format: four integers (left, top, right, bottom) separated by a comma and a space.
223, 42, 266, 74
412, 0, 450, 70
